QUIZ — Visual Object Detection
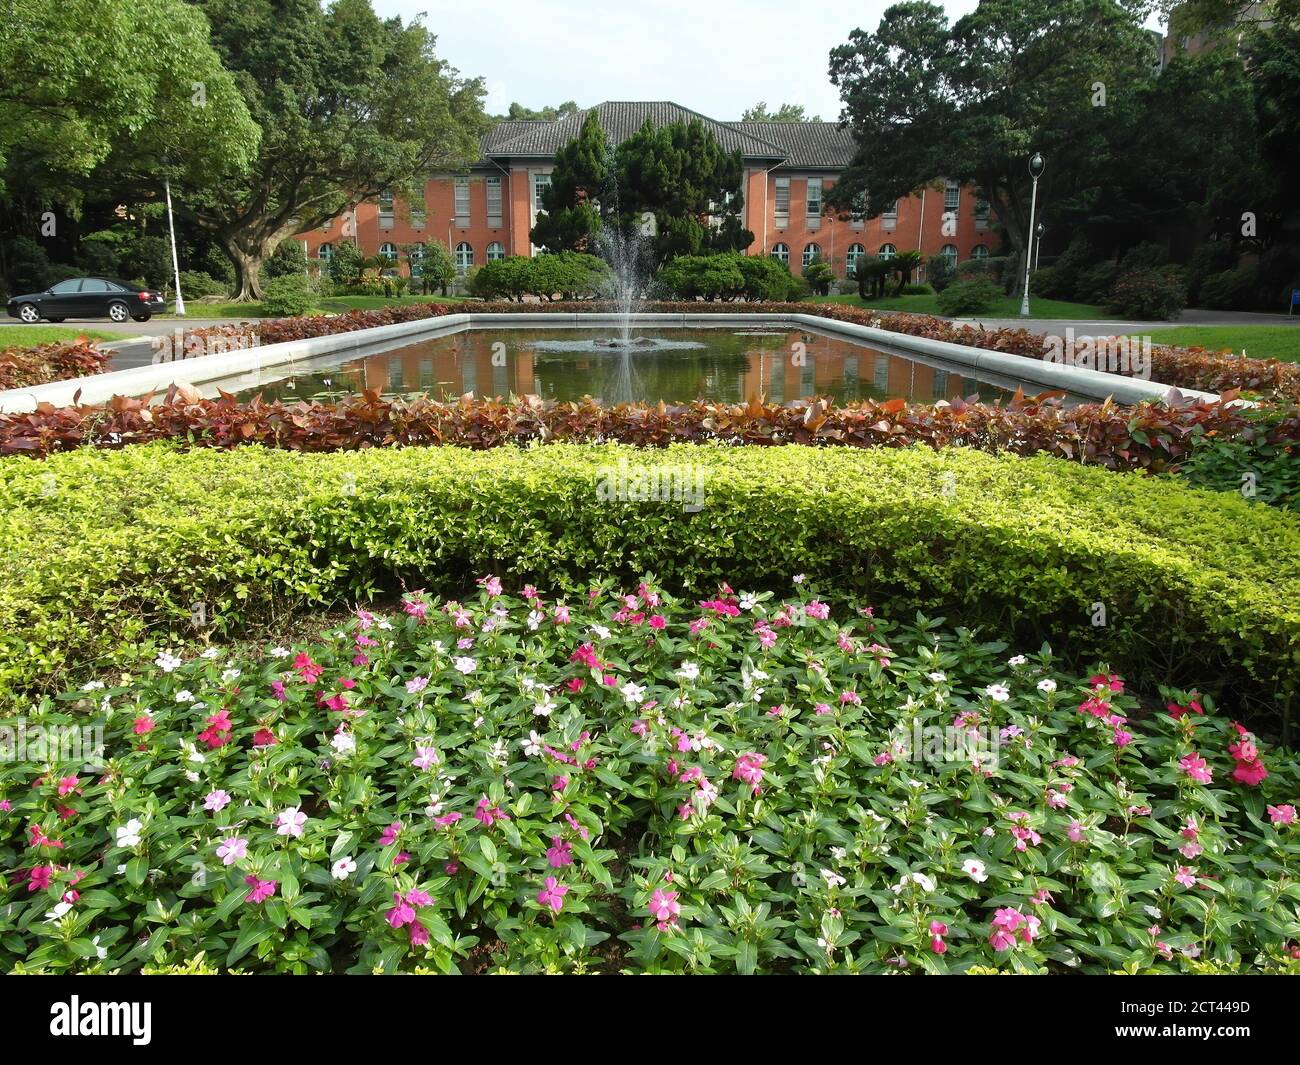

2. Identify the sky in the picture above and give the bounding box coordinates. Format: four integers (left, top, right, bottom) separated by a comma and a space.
371, 0, 985, 121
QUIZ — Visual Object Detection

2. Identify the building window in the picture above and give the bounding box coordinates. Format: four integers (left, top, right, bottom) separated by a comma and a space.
409, 243, 425, 277
774, 177, 790, 223
531, 171, 552, 244
944, 179, 960, 213
771, 242, 790, 264
317, 243, 333, 262
850, 192, 866, 229
486, 241, 505, 262
802, 243, 822, 269
454, 177, 471, 226
879, 243, 897, 260
971, 244, 990, 260
846, 243, 866, 275
486, 176, 503, 228
806, 178, 822, 228
974, 199, 990, 232
455, 241, 474, 275
410, 196, 426, 229
882, 199, 899, 231
933, 369, 950, 399
940, 244, 958, 266
379, 242, 398, 262
378, 194, 394, 229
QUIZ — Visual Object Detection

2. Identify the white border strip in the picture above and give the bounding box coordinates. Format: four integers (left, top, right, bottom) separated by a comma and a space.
0, 311, 1217, 412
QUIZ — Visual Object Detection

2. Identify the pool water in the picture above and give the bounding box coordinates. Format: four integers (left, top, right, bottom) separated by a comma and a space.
217, 326, 1008, 406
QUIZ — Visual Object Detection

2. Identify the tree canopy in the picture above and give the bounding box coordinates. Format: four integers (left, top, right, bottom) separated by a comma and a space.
740, 103, 821, 122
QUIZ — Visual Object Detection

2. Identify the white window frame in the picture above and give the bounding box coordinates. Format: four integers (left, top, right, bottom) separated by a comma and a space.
944, 179, 960, 213
454, 177, 471, 227
771, 242, 789, 264
774, 177, 790, 225
846, 243, 865, 275
486, 176, 503, 228
802, 243, 822, 269
805, 177, 823, 230
486, 241, 505, 262
455, 241, 474, 275
317, 243, 333, 262
879, 243, 897, 260
378, 193, 394, 229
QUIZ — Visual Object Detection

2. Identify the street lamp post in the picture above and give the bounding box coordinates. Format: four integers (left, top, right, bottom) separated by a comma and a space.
1019, 152, 1045, 317
1034, 222, 1046, 271
163, 172, 186, 316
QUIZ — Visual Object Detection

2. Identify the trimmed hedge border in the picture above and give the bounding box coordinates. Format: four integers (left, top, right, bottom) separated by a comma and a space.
2, 442, 1297, 726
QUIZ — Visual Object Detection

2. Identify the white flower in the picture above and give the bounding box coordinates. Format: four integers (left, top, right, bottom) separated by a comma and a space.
793, 574, 806, 585
1037, 678, 1057, 693
200, 648, 222, 660
275, 806, 307, 838
489, 739, 509, 762
331, 856, 357, 881
619, 681, 647, 705
269, 646, 291, 658
184, 770, 200, 783
92, 935, 108, 960
453, 656, 477, 675
81, 680, 105, 691
830, 846, 847, 861
985, 684, 1011, 703
533, 695, 557, 717
377, 619, 393, 631
1007, 655, 1028, 667
962, 859, 989, 883
927, 671, 947, 684
527, 610, 544, 631
45, 901, 73, 922
220, 668, 241, 682
739, 593, 758, 611
591, 624, 611, 640
749, 668, 769, 682
820, 869, 847, 888
115, 819, 143, 848
521, 731, 544, 757
174, 689, 195, 703
331, 732, 356, 755
155, 652, 183, 673
676, 662, 700, 682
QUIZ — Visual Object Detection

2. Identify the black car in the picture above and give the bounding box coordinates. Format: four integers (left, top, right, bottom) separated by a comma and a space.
6, 277, 166, 324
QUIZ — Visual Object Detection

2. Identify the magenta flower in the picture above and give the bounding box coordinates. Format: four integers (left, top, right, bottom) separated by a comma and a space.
546, 837, 574, 868
203, 789, 231, 812
537, 877, 569, 913
1179, 753, 1213, 785
648, 887, 681, 929
244, 875, 277, 904
1268, 804, 1297, 825
379, 822, 402, 846
216, 836, 247, 866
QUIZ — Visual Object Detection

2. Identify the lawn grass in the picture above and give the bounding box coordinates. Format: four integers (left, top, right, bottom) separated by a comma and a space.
808, 292, 1115, 320
0, 325, 117, 347
1126, 325, 1300, 363
158, 293, 466, 319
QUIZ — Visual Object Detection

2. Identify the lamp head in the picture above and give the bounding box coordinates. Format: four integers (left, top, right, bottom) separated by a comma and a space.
1029, 152, 1045, 178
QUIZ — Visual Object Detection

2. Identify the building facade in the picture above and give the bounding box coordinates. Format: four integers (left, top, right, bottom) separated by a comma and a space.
299, 101, 998, 281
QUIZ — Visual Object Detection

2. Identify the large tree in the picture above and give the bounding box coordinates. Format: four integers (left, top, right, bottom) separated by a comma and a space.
531, 116, 753, 265
826, 0, 1155, 290
0, 0, 259, 200
179, 0, 487, 299
741, 102, 821, 121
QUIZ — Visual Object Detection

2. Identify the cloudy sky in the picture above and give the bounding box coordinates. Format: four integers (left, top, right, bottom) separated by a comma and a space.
371, 0, 985, 120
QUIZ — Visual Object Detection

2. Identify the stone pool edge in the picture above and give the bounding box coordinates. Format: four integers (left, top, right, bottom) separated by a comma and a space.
0, 311, 1219, 413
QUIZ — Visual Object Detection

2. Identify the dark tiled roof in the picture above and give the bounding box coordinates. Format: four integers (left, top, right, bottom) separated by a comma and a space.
728, 121, 857, 169
485, 101, 788, 160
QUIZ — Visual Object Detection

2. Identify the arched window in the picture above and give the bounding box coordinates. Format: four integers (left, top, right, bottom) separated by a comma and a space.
940, 244, 958, 265
846, 243, 866, 275
317, 243, 333, 262
455, 242, 474, 275
802, 243, 823, 269
486, 241, 506, 262
878, 243, 897, 260
409, 242, 425, 277
971, 244, 990, 259
379, 242, 398, 261
771, 243, 789, 264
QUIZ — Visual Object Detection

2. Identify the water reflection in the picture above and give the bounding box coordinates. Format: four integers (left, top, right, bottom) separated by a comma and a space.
232, 327, 1003, 406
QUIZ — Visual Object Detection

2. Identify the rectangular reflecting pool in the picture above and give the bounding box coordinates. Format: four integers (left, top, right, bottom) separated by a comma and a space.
211, 324, 1025, 406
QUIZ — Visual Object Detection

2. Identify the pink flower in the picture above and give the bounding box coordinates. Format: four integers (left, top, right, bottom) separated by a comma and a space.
1167, 698, 1204, 720
1174, 866, 1198, 889
379, 822, 401, 846
408, 922, 430, 947
386, 892, 416, 928
649, 615, 667, 630
405, 676, 429, 695
813, 702, 832, 716
56, 775, 79, 796
537, 877, 569, 913
1067, 820, 1086, 843
547, 837, 574, 868
1267, 804, 1297, 826
648, 887, 681, 929
929, 920, 948, 936
1232, 758, 1268, 787
270, 680, 287, 702
292, 652, 323, 684
413, 746, 438, 771
244, 875, 277, 904
473, 797, 509, 826
804, 600, 830, 620
203, 789, 231, 812
402, 597, 428, 620
216, 836, 247, 865
478, 575, 503, 597
434, 812, 463, 828
1179, 753, 1213, 785
132, 716, 155, 736
252, 728, 277, 747
732, 753, 766, 794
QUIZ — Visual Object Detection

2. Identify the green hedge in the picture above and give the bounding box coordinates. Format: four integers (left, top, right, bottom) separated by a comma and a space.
2, 442, 1299, 719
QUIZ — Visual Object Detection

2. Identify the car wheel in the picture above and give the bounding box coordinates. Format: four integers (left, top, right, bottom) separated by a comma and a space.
107, 301, 130, 323
131, 314, 151, 322
17, 304, 40, 323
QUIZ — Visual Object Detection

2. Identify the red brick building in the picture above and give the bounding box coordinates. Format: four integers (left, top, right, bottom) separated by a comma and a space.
299, 101, 998, 281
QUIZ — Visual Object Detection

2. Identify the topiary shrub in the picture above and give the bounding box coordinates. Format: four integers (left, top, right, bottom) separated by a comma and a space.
936, 277, 1002, 316
260, 274, 316, 317
1074, 263, 1121, 305
926, 255, 956, 293
178, 271, 229, 299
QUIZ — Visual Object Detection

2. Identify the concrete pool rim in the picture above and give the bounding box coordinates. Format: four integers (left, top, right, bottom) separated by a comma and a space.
0, 311, 1221, 413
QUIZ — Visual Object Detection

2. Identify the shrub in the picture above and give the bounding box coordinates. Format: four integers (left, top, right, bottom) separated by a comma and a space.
260, 274, 316, 317
265, 241, 309, 279
655, 254, 746, 301
2, 578, 1299, 973
1178, 405, 1300, 511
735, 254, 802, 302
1028, 266, 1069, 300
178, 271, 229, 299
0, 341, 110, 391
1107, 270, 1186, 321
957, 255, 1013, 292
1074, 263, 1121, 305
802, 259, 835, 296
470, 257, 532, 301
936, 277, 1002, 316
1119, 242, 1167, 272
1200, 266, 1259, 311
2, 443, 1298, 719
898, 283, 933, 296
926, 255, 956, 293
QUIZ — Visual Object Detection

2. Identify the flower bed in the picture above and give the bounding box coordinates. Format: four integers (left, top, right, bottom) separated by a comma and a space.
2, 443, 1298, 725
5, 582, 1298, 974
0, 340, 110, 391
